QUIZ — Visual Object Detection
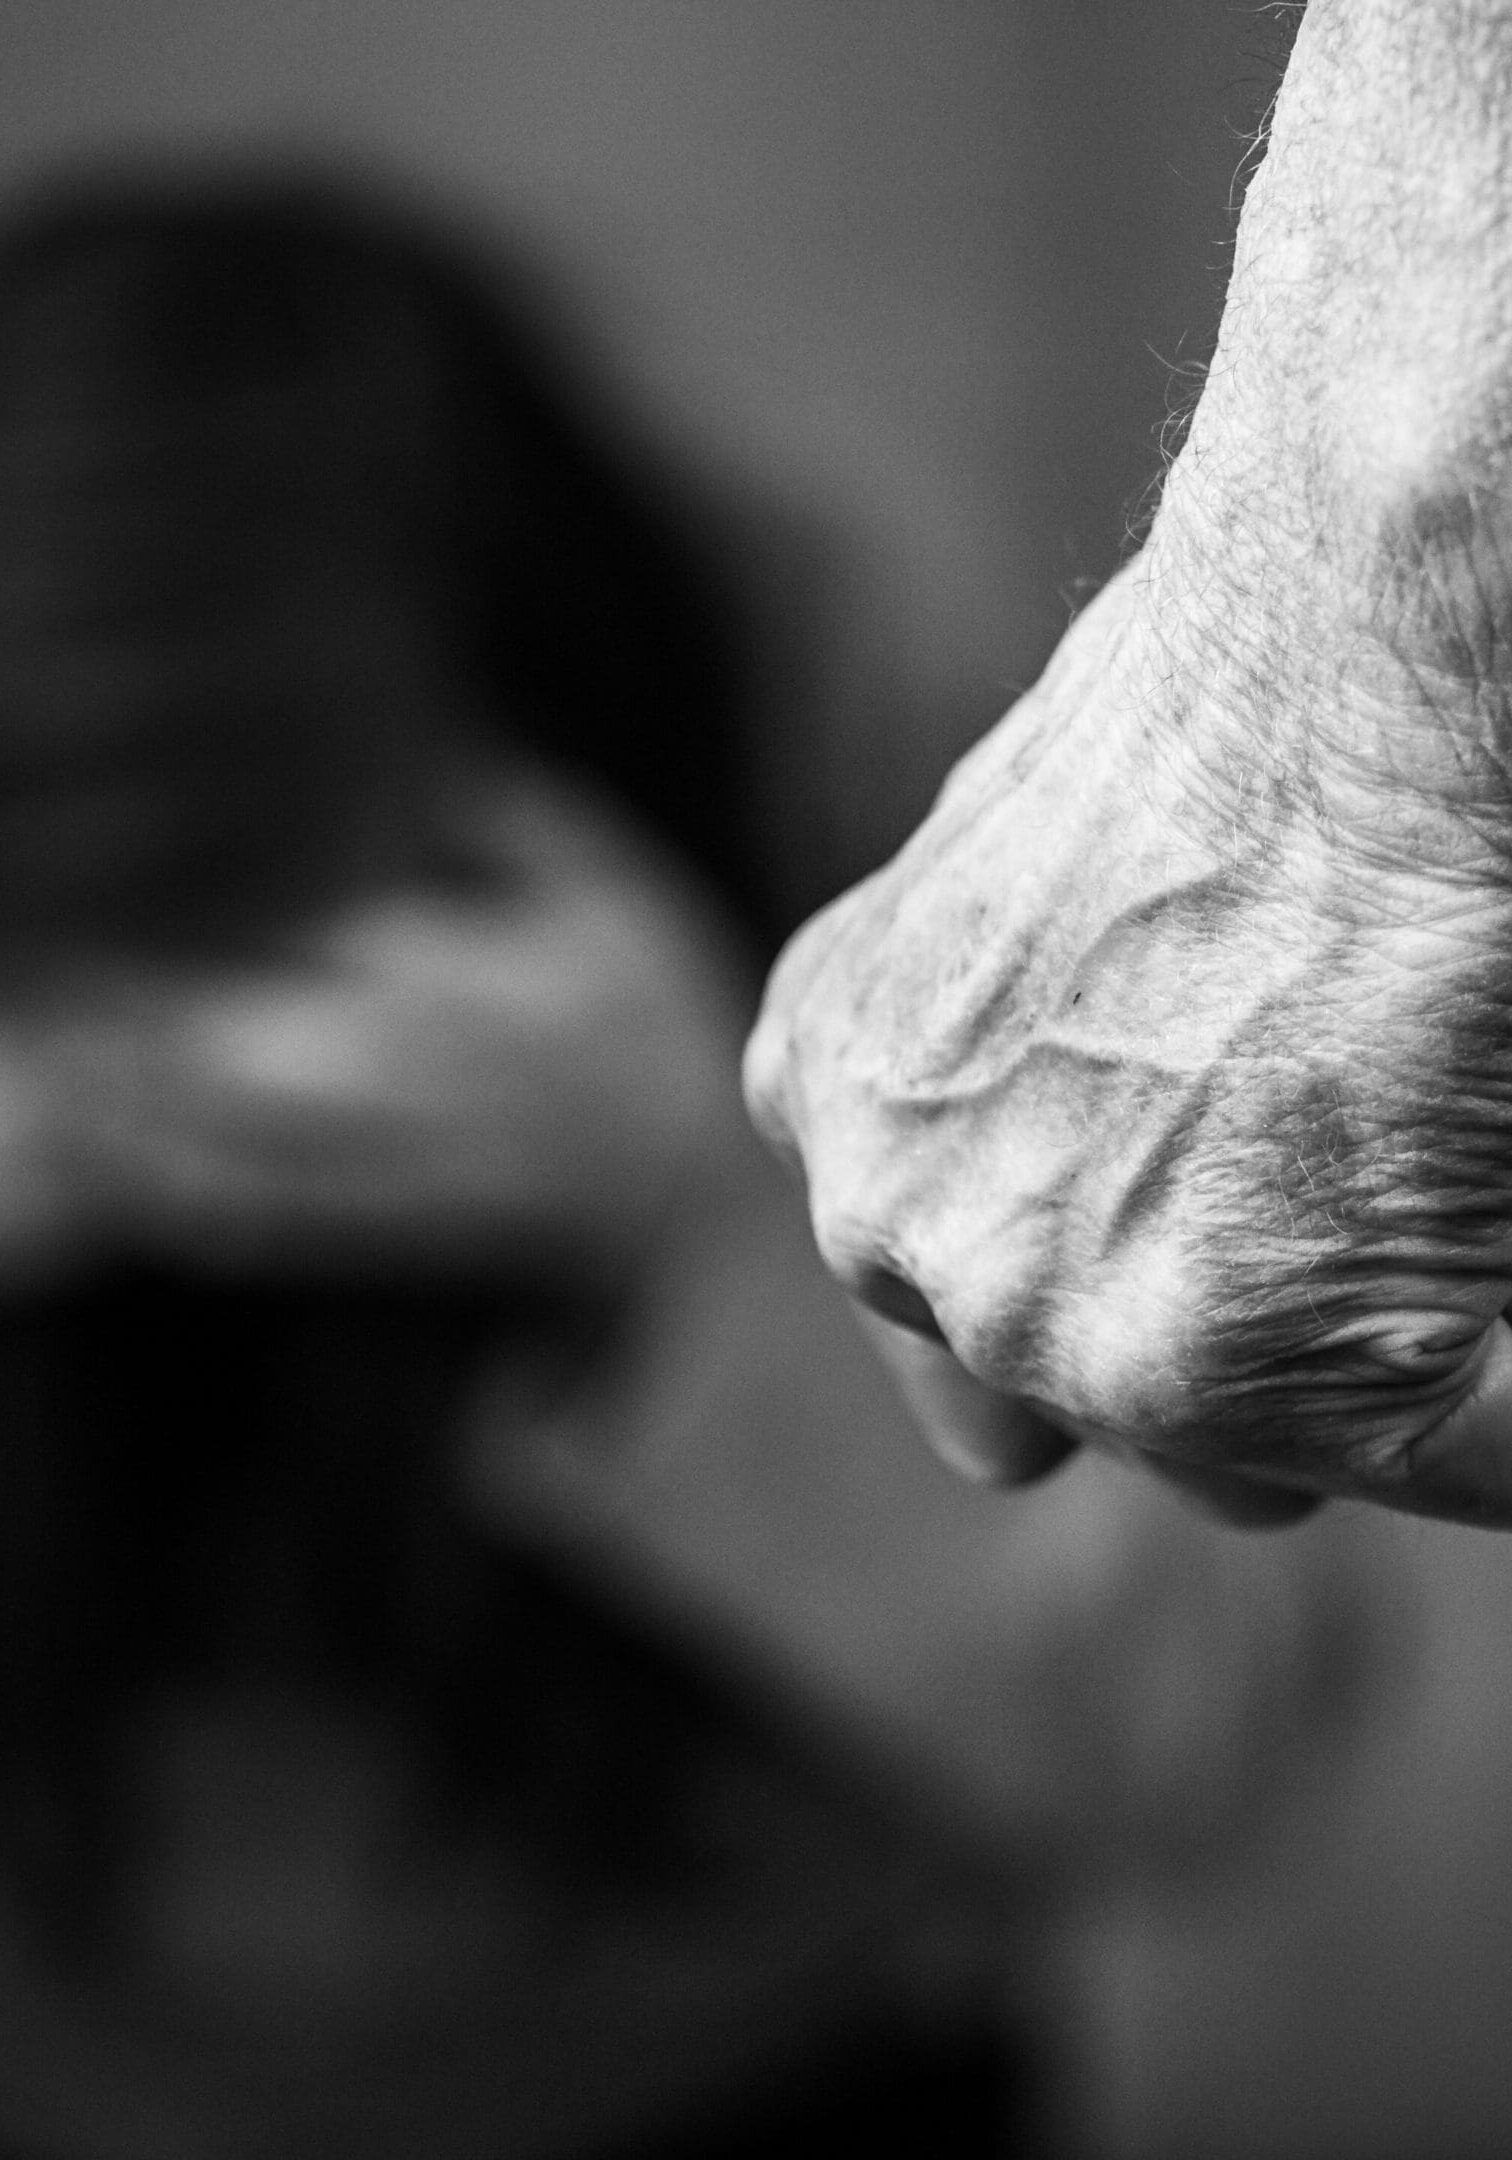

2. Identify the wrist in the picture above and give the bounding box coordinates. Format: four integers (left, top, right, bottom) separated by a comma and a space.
1163, 0, 1512, 605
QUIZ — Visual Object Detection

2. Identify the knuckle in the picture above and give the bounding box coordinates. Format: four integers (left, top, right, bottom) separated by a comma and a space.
740, 890, 873, 1162
808, 1205, 899, 1305
915, 1233, 1063, 1404
809, 1190, 950, 1340
739, 1004, 796, 1152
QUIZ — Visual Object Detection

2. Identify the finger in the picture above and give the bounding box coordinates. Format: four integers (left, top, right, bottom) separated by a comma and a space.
854, 1310, 1077, 1486
1139, 1455, 1326, 1530
1394, 1313, 1512, 1526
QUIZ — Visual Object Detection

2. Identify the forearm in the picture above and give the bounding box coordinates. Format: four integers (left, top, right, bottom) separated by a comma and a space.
1163, 1, 1512, 656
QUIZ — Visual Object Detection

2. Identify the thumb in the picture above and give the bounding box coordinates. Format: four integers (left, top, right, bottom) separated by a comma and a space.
1394, 1314, 1512, 1525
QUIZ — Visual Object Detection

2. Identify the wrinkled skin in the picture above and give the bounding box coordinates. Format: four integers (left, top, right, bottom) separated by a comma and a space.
747, 0, 1512, 1525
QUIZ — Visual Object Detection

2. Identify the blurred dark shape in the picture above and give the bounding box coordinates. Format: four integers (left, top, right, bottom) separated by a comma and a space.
0, 1269, 1018, 2157
0, 158, 775, 959
0, 162, 1018, 2159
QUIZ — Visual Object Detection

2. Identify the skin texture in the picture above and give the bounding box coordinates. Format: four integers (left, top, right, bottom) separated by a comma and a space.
746, 0, 1512, 1524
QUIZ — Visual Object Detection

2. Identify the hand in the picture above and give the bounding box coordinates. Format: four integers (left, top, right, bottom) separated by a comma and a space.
747, 0, 1512, 1526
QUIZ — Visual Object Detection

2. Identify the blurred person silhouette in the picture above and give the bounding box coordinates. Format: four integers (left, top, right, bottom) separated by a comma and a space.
0, 159, 1025, 2160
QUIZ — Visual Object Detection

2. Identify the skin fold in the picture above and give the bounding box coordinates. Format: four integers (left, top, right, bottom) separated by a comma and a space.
746, 0, 1512, 1524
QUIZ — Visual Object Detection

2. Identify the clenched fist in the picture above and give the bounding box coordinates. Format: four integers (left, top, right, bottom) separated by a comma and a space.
746, 0, 1512, 1526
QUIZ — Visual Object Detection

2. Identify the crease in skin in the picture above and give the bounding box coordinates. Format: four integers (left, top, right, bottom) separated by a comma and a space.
1164, 1238, 1512, 1464
1096, 1064, 1222, 1254
1313, 678, 1512, 873
1044, 1001, 1512, 1463
1390, 1321, 1512, 1523
1371, 483, 1512, 699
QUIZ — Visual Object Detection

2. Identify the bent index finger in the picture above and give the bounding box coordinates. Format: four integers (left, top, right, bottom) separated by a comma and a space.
855, 1311, 1076, 1487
